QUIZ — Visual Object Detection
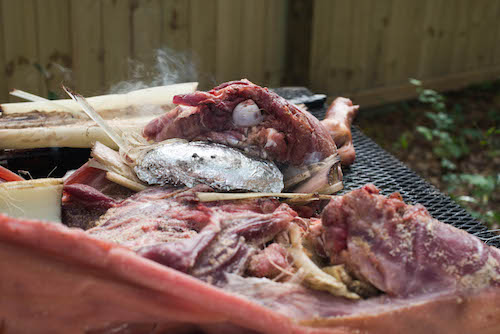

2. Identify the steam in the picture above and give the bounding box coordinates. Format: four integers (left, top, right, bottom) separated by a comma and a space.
109, 48, 198, 94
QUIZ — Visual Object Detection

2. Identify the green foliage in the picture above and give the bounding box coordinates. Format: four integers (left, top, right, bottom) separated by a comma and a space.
410, 78, 500, 228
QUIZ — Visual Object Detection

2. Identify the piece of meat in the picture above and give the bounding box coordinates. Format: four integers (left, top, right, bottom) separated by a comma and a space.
88, 186, 296, 285
321, 184, 500, 297
0, 165, 24, 182
321, 98, 359, 166
2, 207, 500, 333
247, 243, 292, 279
62, 162, 134, 229
144, 79, 337, 167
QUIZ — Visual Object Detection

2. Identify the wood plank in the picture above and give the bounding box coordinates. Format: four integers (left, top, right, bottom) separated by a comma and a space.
494, 2, 500, 66
162, 0, 191, 51
363, 0, 392, 90
309, 0, 332, 93
383, 0, 426, 85
0, 1, 8, 103
35, 0, 72, 99
190, 0, 217, 89
215, 0, 242, 83
449, 0, 470, 73
417, 0, 451, 78
2, 0, 41, 102
71, 0, 104, 95
241, 0, 266, 85
102, 0, 130, 91
264, 0, 287, 87
326, 0, 354, 96
283, 0, 313, 86
351, 65, 500, 108
348, 0, 371, 93
131, 0, 162, 72
475, 0, 499, 67
464, 1, 489, 71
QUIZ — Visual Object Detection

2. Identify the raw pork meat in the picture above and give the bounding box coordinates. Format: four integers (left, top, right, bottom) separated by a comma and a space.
1, 185, 499, 333
144, 79, 336, 166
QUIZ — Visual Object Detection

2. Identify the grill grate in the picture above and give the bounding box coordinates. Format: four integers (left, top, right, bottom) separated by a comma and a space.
308, 108, 500, 248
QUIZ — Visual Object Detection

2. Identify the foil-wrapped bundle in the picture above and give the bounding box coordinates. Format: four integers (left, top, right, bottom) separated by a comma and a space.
135, 140, 284, 193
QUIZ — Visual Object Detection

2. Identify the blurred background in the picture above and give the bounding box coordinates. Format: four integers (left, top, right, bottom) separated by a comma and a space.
1, 0, 498, 103
0, 0, 499, 227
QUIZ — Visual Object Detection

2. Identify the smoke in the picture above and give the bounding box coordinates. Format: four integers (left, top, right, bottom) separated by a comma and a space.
109, 48, 198, 94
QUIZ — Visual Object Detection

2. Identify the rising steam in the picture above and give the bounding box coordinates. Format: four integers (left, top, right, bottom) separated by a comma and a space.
109, 48, 198, 94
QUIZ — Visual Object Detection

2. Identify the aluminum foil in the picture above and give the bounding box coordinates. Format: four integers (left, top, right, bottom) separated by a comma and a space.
135, 140, 284, 193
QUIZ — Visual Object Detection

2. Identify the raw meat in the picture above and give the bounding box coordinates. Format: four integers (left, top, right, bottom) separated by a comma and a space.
143, 79, 337, 167
1, 185, 499, 333
321, 97, 359, 166
321, 184, 500, 296
87, 185, 296, 285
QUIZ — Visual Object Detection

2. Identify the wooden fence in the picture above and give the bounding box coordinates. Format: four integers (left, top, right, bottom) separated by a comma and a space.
0, 0, 499, 107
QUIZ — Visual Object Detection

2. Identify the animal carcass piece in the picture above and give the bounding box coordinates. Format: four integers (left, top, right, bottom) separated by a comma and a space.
143, 79, 343, 193
1, 185, 499, 333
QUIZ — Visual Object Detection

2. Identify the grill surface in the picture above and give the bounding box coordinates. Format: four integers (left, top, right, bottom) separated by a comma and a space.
2, 87, 498, 248
308, 105, 500, 248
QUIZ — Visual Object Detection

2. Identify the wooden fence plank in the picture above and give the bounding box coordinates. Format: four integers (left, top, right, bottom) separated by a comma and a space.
162, 0, 191, 51
190, 0, 217, 89
264, 0, 287, 87
131, 0, 162, 72
476, 0, 499, 68
464, 2, 489, 71
418, 0, 451, 79
35, 0, 72, 99
284, 0, 313, 86
384, 0, 426, 84
309, 0, 332, 93
449, 0, 470, 74
327, 0, 353, 95
215, 0, 242, 83
348, 0, 371, 93
363, 0, 393, 89
2, 0, 41, 102
241, 0, 266, 85
0, 1, 8, 102
102, 0, 130, 91
71, 0, 104, 96
495, 3, 500, 66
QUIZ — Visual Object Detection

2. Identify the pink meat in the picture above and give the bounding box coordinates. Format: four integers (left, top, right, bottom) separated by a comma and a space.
321, 184, 500, 297
321, 98, 359, 166
87, 186, 296, 284
143, 79, 337, 166
2, 213, 500, 333
2, 184, 500, 333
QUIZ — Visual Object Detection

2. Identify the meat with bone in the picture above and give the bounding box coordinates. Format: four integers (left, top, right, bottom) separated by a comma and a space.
142, 79, 343, 193
87, 185, 296, 284
144, 79, 337, 166
321, 184, 500, 297
321, 97, 359, 166
1, 185, 499, 333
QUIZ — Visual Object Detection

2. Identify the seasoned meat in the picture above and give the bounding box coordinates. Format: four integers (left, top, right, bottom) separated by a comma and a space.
144, 79, 337, 167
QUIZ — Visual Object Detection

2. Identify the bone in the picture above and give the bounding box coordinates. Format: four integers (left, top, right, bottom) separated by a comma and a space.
321, 97, 359, 166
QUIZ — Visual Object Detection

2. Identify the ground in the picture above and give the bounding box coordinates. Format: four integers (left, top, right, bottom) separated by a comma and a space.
355, 81, 500, 230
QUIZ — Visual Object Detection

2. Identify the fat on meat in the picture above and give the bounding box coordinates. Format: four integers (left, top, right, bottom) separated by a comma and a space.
1, 185, 500, 333
143, 79, 337, 166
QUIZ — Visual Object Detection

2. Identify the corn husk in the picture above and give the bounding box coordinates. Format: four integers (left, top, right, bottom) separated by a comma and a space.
0, 83, 198, 150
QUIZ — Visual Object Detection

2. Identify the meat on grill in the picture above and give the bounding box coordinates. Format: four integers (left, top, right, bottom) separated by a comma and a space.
144, 79, 336, 167
321, 97, 359, 166
1, 185, 499, 333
